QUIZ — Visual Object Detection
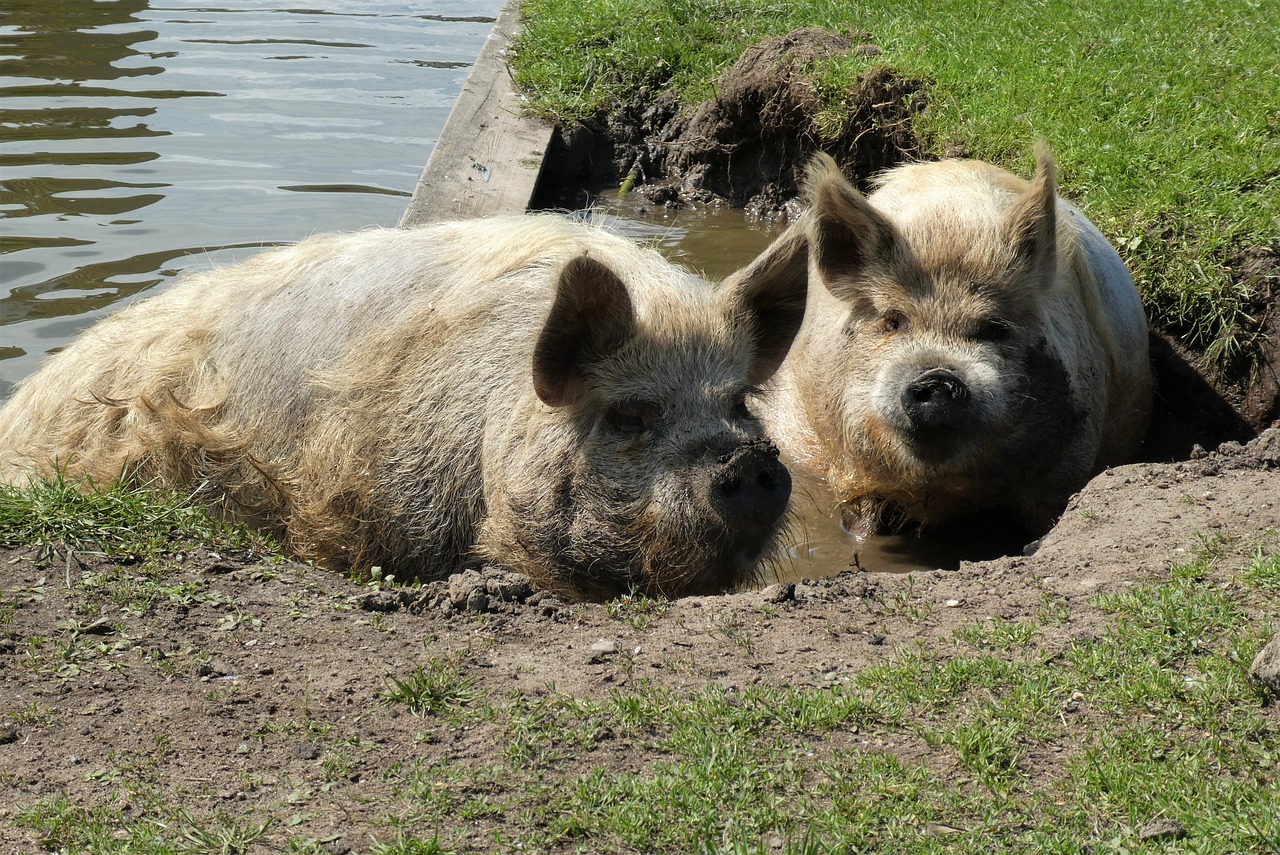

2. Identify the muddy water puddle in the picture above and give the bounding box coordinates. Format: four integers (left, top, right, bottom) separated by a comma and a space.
597, 192, 1032, 581
778, 467, 1033, 581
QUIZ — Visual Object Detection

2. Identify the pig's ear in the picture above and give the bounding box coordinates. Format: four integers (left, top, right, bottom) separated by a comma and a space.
721, 225, 810, 385
1002, 141, 1058, 289
533, 255, 636, 407
804, 152, 897, 300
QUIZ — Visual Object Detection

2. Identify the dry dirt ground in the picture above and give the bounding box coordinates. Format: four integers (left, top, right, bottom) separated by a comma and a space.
2, 427, 1278, 852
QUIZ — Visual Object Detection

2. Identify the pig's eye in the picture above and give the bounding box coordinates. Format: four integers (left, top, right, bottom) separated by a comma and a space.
975, 319, 1013, 342
730, 388, 756, 419
605, 400, 658, 435
880, 311, 908, 334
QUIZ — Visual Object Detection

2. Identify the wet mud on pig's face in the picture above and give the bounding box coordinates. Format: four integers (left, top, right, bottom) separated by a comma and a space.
567, 332, 793, 599
493, 238, 809, 600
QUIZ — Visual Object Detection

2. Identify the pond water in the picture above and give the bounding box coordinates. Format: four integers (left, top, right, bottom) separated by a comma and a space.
0, 0, 502, 397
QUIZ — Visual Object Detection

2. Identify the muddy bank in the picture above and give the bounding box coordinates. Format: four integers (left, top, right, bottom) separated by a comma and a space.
533, 28, 926, 219
531, 27, 1279, 450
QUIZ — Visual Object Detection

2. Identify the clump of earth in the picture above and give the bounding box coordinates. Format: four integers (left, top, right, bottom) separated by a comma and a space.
534, 28, 926, 220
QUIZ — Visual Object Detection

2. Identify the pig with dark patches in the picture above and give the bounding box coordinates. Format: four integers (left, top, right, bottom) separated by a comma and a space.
759, 145, 1152, 536
0, 215, 810, 600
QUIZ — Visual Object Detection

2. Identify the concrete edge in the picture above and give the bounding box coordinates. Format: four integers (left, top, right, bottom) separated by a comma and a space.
399, 0, 554, 227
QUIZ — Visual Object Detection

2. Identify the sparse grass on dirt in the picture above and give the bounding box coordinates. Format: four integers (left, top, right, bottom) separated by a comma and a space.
3, 465, 1279, 852
509, 0, 1280, 375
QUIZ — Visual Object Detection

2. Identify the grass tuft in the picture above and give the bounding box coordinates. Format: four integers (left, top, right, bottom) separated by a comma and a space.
379, 657, 483, 718
0, 471, 275, 562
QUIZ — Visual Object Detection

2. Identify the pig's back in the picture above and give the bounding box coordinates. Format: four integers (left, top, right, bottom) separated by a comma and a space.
0, 216, 612, 481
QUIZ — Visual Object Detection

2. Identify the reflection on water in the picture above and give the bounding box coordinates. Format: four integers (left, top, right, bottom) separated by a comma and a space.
0, 0, 501, 397
595, 191, 1032, 579
592, 194, 784, 281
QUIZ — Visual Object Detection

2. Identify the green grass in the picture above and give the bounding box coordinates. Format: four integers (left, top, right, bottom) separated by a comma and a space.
510, 0, 1280, 374
606, 588, 670, 630
0, 474, 284, 682
379, 657, 483, 718
365, 553, 1279, 853
16, 797, 274, 855
0, 471, 275, 562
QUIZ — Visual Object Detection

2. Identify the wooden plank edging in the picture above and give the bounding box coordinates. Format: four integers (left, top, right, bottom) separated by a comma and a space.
399, 0, 553, 226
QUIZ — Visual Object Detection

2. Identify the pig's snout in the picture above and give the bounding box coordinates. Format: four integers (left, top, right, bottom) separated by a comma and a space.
711, 440, 791, 526
902, 367, 970, 430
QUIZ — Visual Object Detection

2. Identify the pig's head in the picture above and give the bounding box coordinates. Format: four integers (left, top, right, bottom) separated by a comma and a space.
797, 148, 1081, 524
485, 234, 809, 601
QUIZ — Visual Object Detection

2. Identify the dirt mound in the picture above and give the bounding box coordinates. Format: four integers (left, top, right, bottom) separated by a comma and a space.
1142, 244, 1280, 456
1226, 246, 1280, 429
531, 28, 926, 219
655, 29, 925, 217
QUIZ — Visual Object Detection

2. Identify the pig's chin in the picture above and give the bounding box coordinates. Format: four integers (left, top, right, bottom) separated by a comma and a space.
642, 521, 782, 598
898, 423, 980, 467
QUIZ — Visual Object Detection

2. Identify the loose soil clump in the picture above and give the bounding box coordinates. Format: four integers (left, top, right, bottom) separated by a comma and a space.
533, 28, 926, 219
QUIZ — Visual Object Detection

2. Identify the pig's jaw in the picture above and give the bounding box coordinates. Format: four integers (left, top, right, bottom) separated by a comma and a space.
632, 507, 788, 599
488, 484, 787, 602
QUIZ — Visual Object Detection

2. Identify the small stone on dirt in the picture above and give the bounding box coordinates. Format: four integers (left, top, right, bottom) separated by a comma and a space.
356, 591, 401, 613
762, 582, 796, 604
293, 741, 321, 760
196, 660, 233, 679
589, 639, 620, 662
1250, 630, 1280, 693
0, 724, 18, 744
1138, 818, 1186, 842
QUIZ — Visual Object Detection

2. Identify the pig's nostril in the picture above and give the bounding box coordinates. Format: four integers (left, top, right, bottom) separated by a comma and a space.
908, 369, 967, 403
